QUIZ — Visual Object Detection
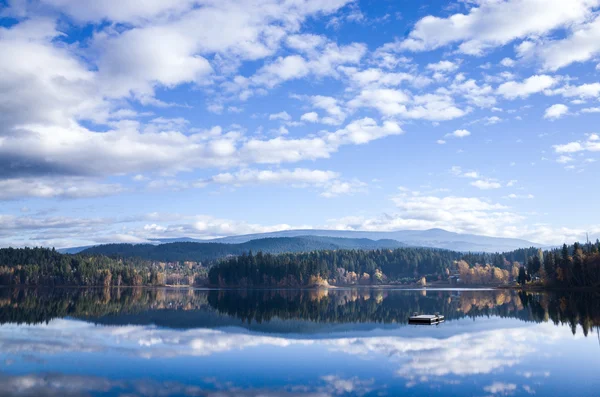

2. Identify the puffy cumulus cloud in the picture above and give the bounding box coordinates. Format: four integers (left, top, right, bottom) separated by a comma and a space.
441, 77, 496, 108
240, 118, 402, 165
505, 193, 535, 200
293, 95, 347, 125
518, 14, 600, 71
5, 1, 352, 106
34, 0, 198, 23
340, 66, 432, 89
543, 104, 569, 119
206, 167, 367, 198
348, 90, 466, 121
0, 117, 400, 183
496, 75, 557, 99
446, 129, 471, 138
500, 57, 516, 67
93, 25, 213, 100
0, 0, 364, 189
241, 41, 367, 93
471, 179, 502, 190
548, 83, 600, 99
0, 19, 108, 132
397, 0, 598, 55
320, 179, 367, 198
269, 111, 292, 121
323, 191, 600, 244
326, 190, 522, 238
553, 134, 600, 154
581, 107, 600, 113
426, 60, 459, 72
301, 112, 320, 122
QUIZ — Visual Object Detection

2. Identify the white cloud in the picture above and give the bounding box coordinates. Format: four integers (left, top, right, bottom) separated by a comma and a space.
348, 88, 410, 116
543, 104, 569, 119
426, 60, 458, 72
0, 178, 125, 200
497, 75, 557, 99
484, 382, 517, 395
301, 95, 347, 125
328, 191, 522, 238
349, 89, 466, 121
471, 179, 502, 190
210, 168, 338, 186
549, 83, 600, 99
520, 14, 600, 71
269, 111, 291, 121
446, 129, 471, 138
500, 57, 515, 67
437, 139, 446, 145
553, 142, 584, 153
0, 116, 402, 191
301, 112, 320, 122
320, 179, 368, 198
557, 155, 574, 163
443, 78, 496, 108
553, 135, 600, 166
397, 0, 598, 55
505, 193, 535, 199
341, 67, 431, 89
248, 42, 367, 90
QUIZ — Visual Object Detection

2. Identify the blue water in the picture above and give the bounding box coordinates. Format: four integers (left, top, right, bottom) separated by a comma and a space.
0, 287, 598, 396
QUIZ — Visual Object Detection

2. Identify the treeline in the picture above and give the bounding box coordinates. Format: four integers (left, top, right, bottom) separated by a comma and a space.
208, 248, 463, 287
519, 242, 600, 288
208, 241, 600, 289
0, 247, 167, 287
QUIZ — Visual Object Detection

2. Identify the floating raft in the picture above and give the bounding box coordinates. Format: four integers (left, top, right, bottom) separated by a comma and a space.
408, 314, 445, 324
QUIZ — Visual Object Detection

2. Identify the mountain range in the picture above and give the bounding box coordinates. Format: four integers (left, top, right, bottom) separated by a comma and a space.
60, 229, 541, 259
76, 236, 406, 262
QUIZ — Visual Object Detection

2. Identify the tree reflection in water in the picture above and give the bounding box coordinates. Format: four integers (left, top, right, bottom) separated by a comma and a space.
0, 287, 599, 336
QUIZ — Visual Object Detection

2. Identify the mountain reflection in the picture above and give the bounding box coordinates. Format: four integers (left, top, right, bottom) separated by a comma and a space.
1, 287, 599, 336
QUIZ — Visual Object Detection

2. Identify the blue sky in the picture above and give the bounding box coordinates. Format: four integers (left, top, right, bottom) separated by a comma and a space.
1, 0, 600, 248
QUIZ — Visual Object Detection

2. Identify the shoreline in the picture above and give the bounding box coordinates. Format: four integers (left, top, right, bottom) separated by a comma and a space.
1, 283, 598, 292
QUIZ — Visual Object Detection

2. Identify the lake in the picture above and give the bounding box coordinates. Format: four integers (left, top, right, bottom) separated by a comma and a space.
0, 287, 599, 396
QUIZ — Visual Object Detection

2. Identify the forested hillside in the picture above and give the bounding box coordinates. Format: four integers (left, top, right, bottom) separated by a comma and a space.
208, 248, 464, 287
3, 240, 600, 289
79, 236, 405, 262
0, 247, 165, 287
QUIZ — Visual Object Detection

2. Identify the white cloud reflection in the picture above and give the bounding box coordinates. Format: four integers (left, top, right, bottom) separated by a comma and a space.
0, 319, 572, 388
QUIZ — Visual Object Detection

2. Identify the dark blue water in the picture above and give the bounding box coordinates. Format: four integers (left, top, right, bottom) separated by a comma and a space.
0, 287, 598, 396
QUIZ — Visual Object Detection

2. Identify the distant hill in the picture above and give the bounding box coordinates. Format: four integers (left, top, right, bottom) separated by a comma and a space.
208, 228, 539, 253
78, 236, 406, 262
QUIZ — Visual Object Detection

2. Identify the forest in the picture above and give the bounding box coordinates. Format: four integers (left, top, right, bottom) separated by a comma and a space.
3, 239, 600, 289
208, 241, 600, 288
207, 247, 463, 287
0, 247, 167, 287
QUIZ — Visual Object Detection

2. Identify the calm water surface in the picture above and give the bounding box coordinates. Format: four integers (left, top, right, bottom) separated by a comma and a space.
0, 287, 599, 396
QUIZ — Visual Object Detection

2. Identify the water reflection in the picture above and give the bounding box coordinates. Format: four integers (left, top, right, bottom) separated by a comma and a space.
1, 287, 599, 396
1, 287, 600, 335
